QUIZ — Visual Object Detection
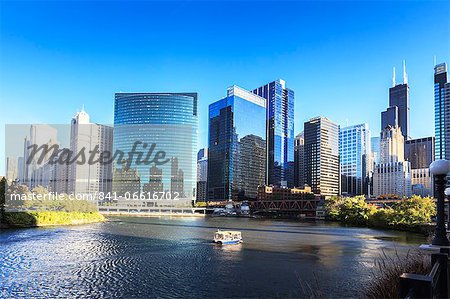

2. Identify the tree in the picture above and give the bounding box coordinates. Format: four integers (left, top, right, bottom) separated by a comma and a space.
0, 177, 6, 223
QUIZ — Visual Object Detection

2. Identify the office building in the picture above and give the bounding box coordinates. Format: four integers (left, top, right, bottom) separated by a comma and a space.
405, 137, 434, 169
304, 117, 339, 196
24, 124, 58, 188
339, 124, 370, 196
68, 108, 113, 195
434, 63, 450, 160
294, 132, 305, 187
6, 157, 18, 182
381, 106, 398, 130
387, 62, 410, 140
208, 86, 266, 200
113, 92, 198, 206
371, 136, 380, 165
372, 126, 411, 197
405, 137, 434, 197
253, 79, 294, 187
196, 148, 208, 202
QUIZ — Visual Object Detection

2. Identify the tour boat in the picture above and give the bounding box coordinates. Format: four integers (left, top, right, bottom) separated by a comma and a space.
213, 230, 242, 245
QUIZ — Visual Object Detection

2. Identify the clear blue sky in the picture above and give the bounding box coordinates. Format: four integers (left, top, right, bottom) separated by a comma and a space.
1, 0, 449, 175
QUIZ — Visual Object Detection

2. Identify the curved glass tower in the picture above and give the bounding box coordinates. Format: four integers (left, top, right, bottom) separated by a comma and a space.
113, 93, 198, 207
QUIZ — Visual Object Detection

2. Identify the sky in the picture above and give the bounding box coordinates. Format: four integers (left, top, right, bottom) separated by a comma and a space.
0, 0, 449, 175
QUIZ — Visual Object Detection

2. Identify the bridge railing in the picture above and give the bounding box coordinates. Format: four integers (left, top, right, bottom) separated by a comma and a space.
400, 252, 449, 298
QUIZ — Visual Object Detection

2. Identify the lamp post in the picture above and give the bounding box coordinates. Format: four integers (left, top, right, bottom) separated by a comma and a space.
430, 160, 450, 247
446, 187, 450, 231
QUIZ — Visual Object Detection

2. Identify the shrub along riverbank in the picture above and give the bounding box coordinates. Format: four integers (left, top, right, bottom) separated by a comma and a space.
324, 195, 435, 234
3, 211, 105, 227
0, 181, 105, 228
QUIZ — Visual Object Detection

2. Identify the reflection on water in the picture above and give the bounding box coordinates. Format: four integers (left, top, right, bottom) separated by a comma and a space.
0, 217, 426, 298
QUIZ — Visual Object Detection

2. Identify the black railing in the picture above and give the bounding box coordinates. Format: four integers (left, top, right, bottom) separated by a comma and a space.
400, 252, 449, 298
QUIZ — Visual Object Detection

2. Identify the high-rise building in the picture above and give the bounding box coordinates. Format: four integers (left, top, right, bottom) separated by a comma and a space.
294, 132, 305, 187
113, 92, 198, 206
24, 124, 58, 188
434, 62, 450, 160
339, 124, 371, 196
405, 137, 434, 197
381, 106, 398, 130
304, 117, 339, 196
207, 86, 266, 200
405, 137, 435, 169
253, 79, 294, 187
196, 148, 208, 202
6, 157, 18, 182
68, 108, 113, 195
371, 136, 380, 165
372, 126, 411, 197
197, 148, 208, 182
388, 62, 410, 140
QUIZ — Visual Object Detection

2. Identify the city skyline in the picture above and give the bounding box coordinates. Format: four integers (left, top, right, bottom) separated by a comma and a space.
1, 1, 449, 176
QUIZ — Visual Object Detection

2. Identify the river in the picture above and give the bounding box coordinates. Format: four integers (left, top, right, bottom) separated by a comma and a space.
0, 216, 427, 298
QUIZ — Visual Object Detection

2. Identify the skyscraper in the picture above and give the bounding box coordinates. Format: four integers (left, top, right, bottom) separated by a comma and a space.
434, 62, 449, 160
381, 106, 398, 130
24, 124, 58, 189
113, 92, 198, 206
68, 108, 113, 195
304, 117, 339, 196
253, 79, 294, 187
405, 137, 435, 169
387, 61, 410, 140
372, 126, 411, 197
196, 148, 208, 202
339, 124, 371, 196
208, 86, 266, 200
294, 132, 305, 187
371, 136, 380, 165
6, 157, 18, 182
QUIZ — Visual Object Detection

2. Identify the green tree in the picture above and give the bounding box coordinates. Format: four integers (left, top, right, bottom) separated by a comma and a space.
390, 196, 435, 226
0, 177, 6, 223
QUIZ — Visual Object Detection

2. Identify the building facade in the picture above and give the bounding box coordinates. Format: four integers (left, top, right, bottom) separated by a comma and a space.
253, 79, 294, 187
207, 86, 266, 200
434, 63, 450, 160
304, 117, 339, 196
68, 109, 114, 196
405, 137, 434, 197
387, 62, 410, 140
196, 148, 208, 202
113, 93, 198, 206
372, 126, 411, 198
339, 124, 370, 196
294, 132, 305, 187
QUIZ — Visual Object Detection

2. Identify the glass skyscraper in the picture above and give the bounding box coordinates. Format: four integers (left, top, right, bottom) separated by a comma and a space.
304, 117, 339, 196
207, 86, 266, 200
434, 63, 449, 160
113, 93, 198, 207
339, 124, 370, 196
253, 79, 294, 187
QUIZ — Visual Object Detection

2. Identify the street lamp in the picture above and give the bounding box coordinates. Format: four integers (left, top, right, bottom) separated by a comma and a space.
446, 187, 450, 231
430, 159, 450, 247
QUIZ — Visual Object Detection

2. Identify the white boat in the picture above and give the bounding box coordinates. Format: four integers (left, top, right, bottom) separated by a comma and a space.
213, 230, 242, 245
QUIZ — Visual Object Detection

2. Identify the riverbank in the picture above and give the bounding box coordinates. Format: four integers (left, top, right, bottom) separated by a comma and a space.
1, 211, 105, 228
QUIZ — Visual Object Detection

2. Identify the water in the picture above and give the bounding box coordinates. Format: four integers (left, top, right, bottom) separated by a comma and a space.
0, 217, 427, 298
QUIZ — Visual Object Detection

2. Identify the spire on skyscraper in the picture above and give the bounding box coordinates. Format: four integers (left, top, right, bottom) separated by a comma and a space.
392, 66, 396, 87
403, 60, 408, 84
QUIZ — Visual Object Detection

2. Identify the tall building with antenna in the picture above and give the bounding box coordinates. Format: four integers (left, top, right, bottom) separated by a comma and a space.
384, 61, 410, 140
